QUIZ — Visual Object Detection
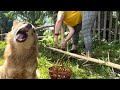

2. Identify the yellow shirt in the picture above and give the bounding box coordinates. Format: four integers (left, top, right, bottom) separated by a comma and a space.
58, 11, 82, 26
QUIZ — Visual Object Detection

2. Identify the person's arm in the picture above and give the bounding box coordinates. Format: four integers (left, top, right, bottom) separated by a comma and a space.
54, 13, 64, 47
61, 25, 75, 48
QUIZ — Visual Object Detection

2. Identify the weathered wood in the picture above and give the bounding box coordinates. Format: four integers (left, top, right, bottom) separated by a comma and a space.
92, 20, 96, 36
92, 11, 119, 41
35, 25, 54, 30
0, 34, 48, 39
108, 12, 112, 42
0, 33, 7, 36
103, 11, 107, 39
114, 12, 119, 40
46, 47, 120, 70
37, 36, 46, 39
98, 11, 101, 40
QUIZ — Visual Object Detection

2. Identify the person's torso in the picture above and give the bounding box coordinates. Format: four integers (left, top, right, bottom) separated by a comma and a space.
58, 11, 82, 26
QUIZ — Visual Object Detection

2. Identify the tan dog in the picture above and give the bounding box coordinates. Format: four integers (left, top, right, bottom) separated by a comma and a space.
0, 21, 39, 79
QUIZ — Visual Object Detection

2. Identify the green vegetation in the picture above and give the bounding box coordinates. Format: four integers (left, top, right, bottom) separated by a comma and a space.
0, 38, 119, 79
0, 41, 6, 57
38, 37, 120, 79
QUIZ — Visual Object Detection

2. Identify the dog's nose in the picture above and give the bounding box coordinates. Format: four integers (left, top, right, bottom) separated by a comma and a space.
26, 24, 32, 29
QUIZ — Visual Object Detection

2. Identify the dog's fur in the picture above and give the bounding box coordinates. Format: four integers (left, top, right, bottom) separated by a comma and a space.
0, 21, 39, 79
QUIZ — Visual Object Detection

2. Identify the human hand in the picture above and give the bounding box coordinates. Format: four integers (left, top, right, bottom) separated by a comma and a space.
61, 41, 67, 49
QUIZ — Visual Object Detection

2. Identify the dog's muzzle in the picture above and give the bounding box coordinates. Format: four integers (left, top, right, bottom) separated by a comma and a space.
15, 24, 32, 42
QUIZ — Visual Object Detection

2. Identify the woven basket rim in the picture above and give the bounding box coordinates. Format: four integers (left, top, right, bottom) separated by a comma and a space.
49, 66, 72, 71
49, 66, 72, 75
49, 59, 72, 79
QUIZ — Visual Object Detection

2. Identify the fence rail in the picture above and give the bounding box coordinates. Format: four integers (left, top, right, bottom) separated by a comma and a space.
92, 11, 120, 42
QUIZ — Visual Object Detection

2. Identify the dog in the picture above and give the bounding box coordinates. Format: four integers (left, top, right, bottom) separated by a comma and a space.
0, 21, 39, 79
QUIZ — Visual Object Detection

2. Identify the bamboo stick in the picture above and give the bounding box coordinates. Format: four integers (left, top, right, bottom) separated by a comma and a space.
46, 47, 120, 70
0, 33, 7, 36
35, 25, 54, 30
37, 36, 46, 39
0, 25, 55, 36
0, 34, 49, 39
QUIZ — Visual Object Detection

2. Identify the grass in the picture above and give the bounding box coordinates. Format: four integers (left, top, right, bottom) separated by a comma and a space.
0, 55, 117, 79
37, 50, 116, 79
36, 54, 106, 79
38, 38, 120, 79
0, 39, 120, 79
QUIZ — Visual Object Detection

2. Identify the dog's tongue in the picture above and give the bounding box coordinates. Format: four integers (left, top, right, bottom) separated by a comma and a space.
16, 31, 27, 42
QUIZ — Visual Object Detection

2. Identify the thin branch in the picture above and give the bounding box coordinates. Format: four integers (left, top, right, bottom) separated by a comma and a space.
35, 25, 54, 30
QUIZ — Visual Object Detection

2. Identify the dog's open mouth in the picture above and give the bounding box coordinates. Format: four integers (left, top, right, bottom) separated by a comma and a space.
15, 24, 33, 42
16, 29, 28, 42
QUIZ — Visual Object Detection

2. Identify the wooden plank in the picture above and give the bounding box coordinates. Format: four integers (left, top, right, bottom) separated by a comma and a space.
114, 12, 119, 40
98, 11, 101, 40
108, 12, 113, 42
92, 29, 110, 31
46, 47, 120, 70
103, 11, 107, 39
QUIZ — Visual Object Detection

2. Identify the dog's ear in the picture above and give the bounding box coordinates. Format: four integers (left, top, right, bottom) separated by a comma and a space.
13, 20, 19, 26
11, 20, 20, 30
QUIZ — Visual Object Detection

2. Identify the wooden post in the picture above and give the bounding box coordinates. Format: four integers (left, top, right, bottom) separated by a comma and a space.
46, 47, 120, 70
103, 11, 107, 40
92, 20, 96, 36
98, 11, 101, 40
108, 12, 112, 42
114, 12, 119, 41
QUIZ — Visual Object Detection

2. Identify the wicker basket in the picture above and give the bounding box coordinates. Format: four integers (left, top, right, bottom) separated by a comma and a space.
49, 59, 72, 79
